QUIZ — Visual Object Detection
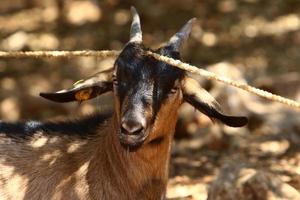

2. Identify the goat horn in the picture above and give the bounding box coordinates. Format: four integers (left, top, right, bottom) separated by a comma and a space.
167, 18, 196, 51
129, 6, 142, 43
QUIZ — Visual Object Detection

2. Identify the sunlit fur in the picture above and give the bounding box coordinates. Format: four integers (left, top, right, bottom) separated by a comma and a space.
0, 108, 181, 199
0, 43, 184, 200
0, 8, 247, 199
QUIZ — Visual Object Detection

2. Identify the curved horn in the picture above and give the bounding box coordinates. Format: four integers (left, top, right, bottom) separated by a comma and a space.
129, 6, 142, 43
167, 18, 196, 51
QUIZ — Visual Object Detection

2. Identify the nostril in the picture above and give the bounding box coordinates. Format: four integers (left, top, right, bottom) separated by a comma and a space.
121, 121, 144, 135
132, 126, 143, 134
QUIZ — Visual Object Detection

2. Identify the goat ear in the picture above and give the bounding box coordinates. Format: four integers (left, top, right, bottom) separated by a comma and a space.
40, 69, 113, 103
182, 77, 248, 127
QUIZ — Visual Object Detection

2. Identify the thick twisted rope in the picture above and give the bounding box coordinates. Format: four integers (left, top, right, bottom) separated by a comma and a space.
145, 51, 300, 109
0, 50, 120, 58
0, 50, 299, 109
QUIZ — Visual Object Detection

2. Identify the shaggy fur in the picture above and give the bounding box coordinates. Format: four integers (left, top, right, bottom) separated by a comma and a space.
0, 7, 247, 200
0, 98, 180, 199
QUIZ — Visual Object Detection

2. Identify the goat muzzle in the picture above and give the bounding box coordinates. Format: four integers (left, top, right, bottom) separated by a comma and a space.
118, 118, 148, 148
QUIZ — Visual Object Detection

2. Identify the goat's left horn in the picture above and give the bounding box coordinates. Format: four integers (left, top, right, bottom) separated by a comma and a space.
129, 6, 142, 43
167, 18, 196, 51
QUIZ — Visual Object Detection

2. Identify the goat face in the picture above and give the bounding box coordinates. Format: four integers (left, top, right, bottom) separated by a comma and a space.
40, 7, 248, 149
113, 42, 185, 147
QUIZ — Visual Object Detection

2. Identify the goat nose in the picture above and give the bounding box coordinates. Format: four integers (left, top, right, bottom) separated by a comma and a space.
121, 119, 144, 134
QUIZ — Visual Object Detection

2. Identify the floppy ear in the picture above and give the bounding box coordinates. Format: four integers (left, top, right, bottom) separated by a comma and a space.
182, 77, 248, 127
40, 69, 113, 103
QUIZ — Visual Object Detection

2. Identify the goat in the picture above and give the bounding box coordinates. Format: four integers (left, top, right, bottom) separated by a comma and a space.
0, 7, 248, 200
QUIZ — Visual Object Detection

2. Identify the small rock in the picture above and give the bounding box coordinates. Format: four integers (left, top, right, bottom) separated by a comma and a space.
207, 162, 300, 200
258, 139, 290, 156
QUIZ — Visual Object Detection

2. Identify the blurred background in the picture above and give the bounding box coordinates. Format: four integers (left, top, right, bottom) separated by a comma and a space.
1, 0, 300, 199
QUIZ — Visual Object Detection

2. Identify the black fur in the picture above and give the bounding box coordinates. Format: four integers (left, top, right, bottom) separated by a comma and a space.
185, 95, 248, 127
0, 112, 112, 140
40, 82, 112, 103
115, 43, 185, 120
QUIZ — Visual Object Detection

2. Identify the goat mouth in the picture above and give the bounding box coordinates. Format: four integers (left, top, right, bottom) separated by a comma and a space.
118, 131, 148, 149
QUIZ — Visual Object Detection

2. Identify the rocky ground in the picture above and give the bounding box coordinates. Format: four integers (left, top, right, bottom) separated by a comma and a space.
1, 1, 300, 199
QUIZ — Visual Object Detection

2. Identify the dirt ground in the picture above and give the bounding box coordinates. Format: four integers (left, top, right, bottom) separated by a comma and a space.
1, 1, 300, 199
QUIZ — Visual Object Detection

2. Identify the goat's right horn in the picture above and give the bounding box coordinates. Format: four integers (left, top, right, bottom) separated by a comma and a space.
167, 18, 196, 51
129, 6, 142, 43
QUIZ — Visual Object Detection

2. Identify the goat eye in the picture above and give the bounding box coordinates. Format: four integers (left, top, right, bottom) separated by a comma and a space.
169, 80, 180, 95
112, 77, 118, 86
170, 86, 179, 94
114, 80, 128, 89
113, 80, 118, 86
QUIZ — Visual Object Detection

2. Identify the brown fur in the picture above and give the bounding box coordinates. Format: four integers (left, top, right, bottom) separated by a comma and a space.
0, 89, 182, 200
0, 8, 247, 199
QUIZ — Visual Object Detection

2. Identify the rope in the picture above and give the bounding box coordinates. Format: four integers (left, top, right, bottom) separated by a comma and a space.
0, 50, 120, 58
145, 51, 300, 109
0, 50, 299, 109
